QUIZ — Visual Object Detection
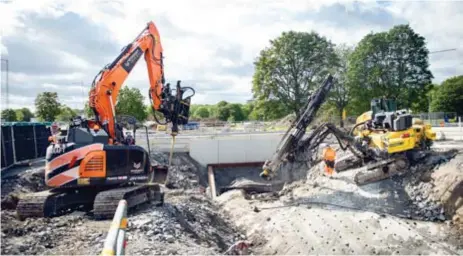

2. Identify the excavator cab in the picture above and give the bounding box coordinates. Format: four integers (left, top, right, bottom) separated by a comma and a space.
370, 97, 397, 117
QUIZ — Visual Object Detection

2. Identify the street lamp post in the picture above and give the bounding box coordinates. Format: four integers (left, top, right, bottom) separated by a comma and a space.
427, 48, 457, 126
1, 58, 9, 109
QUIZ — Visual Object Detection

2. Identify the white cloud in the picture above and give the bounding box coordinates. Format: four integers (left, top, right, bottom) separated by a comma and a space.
1, 0, 462, 112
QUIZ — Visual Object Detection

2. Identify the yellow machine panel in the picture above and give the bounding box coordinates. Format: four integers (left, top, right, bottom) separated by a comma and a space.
384, 129, 417, 153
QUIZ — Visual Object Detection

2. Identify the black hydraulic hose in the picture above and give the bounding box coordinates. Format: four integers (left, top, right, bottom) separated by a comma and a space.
349, 120, 367, 136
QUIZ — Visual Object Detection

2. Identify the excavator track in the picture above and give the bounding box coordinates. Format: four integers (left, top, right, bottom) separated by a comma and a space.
93, 184, 164, 220
354, 157, 409, 185
16, 189, 97, 220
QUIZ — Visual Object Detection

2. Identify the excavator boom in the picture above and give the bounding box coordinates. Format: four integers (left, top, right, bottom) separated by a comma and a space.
89, 21, 193, 143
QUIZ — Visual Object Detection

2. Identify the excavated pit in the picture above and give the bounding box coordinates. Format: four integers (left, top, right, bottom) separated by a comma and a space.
1, 141, 462, 255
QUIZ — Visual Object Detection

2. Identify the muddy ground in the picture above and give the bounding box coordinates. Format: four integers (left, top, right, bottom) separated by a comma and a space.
1, 142, 463, 255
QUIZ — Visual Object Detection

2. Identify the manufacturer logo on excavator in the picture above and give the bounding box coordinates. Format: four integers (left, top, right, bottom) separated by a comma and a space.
130, 162, 143, 174
122, 47, 143, 73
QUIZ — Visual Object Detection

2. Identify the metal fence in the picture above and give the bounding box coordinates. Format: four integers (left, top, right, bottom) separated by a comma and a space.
101, 200, 128, 256
164, 112, 462, 134
1, 122, 52, 170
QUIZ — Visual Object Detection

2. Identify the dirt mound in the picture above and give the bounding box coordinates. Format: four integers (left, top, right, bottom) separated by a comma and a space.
1, 168, 46, 198
1, 167, 46, 210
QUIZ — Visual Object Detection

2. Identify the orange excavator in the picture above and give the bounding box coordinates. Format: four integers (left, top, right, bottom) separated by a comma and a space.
16, 21, 195, 220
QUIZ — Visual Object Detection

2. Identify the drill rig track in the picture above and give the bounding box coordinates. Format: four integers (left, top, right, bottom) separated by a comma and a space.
353, 157, 409, 185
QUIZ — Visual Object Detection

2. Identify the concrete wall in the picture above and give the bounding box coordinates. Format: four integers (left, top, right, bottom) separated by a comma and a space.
138, 126, 462, 167
190, 134, 284, 166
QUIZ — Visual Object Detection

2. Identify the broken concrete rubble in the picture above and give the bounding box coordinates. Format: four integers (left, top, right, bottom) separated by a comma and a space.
1, 141, 462, 255
0, 153, 245, 255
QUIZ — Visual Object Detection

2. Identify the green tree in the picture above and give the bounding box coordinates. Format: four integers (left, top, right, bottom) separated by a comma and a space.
15, 108, 34, 121
430, 75, 463, 116
252, 31, 338, 116
1, 108, 17, 121
217, 101, 230, 121
195, 106, 210, 118
248, 99, 289, 121
84, 101, 94, 118
56, 105, 77, 121
35, 92, 61, 121
328, 44, 354, 127
348, 24, 433, 114
115, 87, 148, 122
242, 102, 254, 120
227, 103, 245, 122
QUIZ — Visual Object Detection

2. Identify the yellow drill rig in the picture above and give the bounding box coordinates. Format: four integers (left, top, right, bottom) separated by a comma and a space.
261, 75, 437, 185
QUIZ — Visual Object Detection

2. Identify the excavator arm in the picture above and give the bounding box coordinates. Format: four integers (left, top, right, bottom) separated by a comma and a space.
88, 21, 194, 143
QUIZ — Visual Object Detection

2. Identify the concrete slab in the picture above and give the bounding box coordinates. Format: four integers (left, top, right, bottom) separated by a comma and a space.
218, 189, 461, 255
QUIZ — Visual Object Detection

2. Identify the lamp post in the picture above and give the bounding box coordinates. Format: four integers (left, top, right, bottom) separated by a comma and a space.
1, 58, 9, 109
427, 48, 457, 125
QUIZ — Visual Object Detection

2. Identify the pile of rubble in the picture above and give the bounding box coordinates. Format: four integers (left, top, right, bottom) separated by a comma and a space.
151, 152, 208, 190
0, 153, 244, 255
1, 210, 101, 255
125, 192, 247, 255
1, 166, 45, 210
399, 149, 461, 222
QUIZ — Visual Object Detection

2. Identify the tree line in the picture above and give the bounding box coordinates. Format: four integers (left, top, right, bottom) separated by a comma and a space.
1, 87, 153, 122
2, 24, 461, 124
191, 24, 462, 123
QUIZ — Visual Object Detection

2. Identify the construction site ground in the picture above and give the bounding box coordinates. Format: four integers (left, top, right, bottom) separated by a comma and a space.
1, 141, 462, 255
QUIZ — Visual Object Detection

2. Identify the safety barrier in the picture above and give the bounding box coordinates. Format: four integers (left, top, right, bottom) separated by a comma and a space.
1, 122, 51, 170
101, 200, 128, 256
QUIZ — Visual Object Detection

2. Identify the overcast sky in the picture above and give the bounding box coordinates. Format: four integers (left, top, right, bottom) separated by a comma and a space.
1, 0, 462, 111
